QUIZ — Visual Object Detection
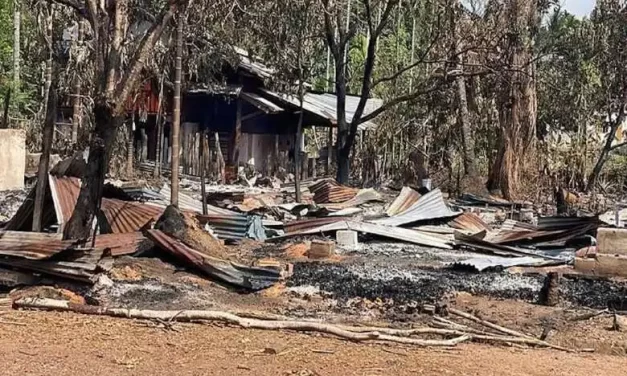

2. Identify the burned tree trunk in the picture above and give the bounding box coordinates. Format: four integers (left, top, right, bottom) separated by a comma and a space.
63, 104, 121, 240
33, 87, 57, 231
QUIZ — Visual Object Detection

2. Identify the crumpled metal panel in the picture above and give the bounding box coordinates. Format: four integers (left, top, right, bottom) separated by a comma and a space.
0, 231, 64, 259
279, 220, 452, 249
308, 179, 358, 204
322, 188, 382, 211
147, 230, 281, 290
196, 214, 267, 241
158, 184, 237, 215
372, 189, 460, 227
386, 187, 421, 217
100, 199, 163, 234
48, 176, 81, 231
0, 231, 146, 260
449, 213, 491, 234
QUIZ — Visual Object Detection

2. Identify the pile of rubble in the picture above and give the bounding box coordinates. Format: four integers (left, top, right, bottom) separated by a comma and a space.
1, 154, 626, 311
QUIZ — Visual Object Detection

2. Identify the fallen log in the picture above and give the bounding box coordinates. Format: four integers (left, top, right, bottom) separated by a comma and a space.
448, 308, 533, 339
445, 309, 570, 352
13, 298, 468, 347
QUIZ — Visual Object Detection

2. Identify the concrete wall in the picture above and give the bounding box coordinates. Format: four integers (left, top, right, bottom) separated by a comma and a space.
0, 129, 26, 191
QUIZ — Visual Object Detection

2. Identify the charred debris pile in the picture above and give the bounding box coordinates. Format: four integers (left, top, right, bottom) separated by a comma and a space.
0, 154, 626, 312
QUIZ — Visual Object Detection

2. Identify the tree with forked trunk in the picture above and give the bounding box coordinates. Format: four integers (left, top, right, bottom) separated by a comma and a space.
52, 0, 188, 240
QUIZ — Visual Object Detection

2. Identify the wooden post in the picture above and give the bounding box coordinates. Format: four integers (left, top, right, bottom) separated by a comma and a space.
1, 88, 10, 129
154, 116, 163, 177
171, 12, 183, 208
32, 86, 56, 231
126, 121, 134, 177
200, 131, 207, 215
274, 134, 279, 175
327, 126, 333, 175
215, 132, 225, 183
232, 97, 242, 164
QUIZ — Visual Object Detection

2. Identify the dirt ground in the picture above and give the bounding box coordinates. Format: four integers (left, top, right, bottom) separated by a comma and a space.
0, 310, 626, 376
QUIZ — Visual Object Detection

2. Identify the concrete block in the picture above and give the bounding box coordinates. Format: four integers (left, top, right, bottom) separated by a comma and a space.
336, 230, 359, 246
0, 129, 25, 190
308, 240, 335, 259
597, 228, 627, 256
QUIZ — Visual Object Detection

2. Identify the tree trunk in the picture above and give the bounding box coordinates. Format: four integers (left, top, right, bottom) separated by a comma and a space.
490, 0, 538, 199
71, 22, 82, 144
335, 59, 350, 184
171, 13, 184, 207
587, 120, 622, 191
200, 131, 207, 215
42, 4, 54, 118
12, 0, 20, 86
32, 87, 56, 231
154, 75, 165, 177
63, 103, 120, 240
1, 89, 10, 129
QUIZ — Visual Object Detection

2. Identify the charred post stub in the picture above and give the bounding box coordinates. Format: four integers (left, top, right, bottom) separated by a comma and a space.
540, 272, 561, 306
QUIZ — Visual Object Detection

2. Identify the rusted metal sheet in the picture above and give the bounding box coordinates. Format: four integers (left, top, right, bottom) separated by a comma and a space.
322, 188, 382, 211
485, 224, 596, 246
308, 179, 358, 204
0, 231, 146, 260
48, 175, 81, 231
93, 232, 149, 256
386, 187, 421, 216
373, 189, 460, 227
147, 229, 281, 290
0, 231, 64, 259
449, 213, 491, 234
100, 199, 163, 234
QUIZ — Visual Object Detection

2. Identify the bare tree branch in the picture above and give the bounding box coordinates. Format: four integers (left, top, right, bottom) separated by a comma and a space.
113, 0, 182, 115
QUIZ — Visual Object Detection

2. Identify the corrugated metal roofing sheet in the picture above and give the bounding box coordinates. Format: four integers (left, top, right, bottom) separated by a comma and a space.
449, 213, 491, 233
386, 187, 421, 216
308, 179, 358, 204
372, 189, 460, 227
279, 220, 452, 249
261, 89, 383, 130
157, 185, 237, 216
100, 199, 163, 234
48, 176, 81, 231
321, 188, 382, 211
0, 231, 147, 260
0, 231, 64, 259
240, 92, 283, 113
147, 229, 281, 290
